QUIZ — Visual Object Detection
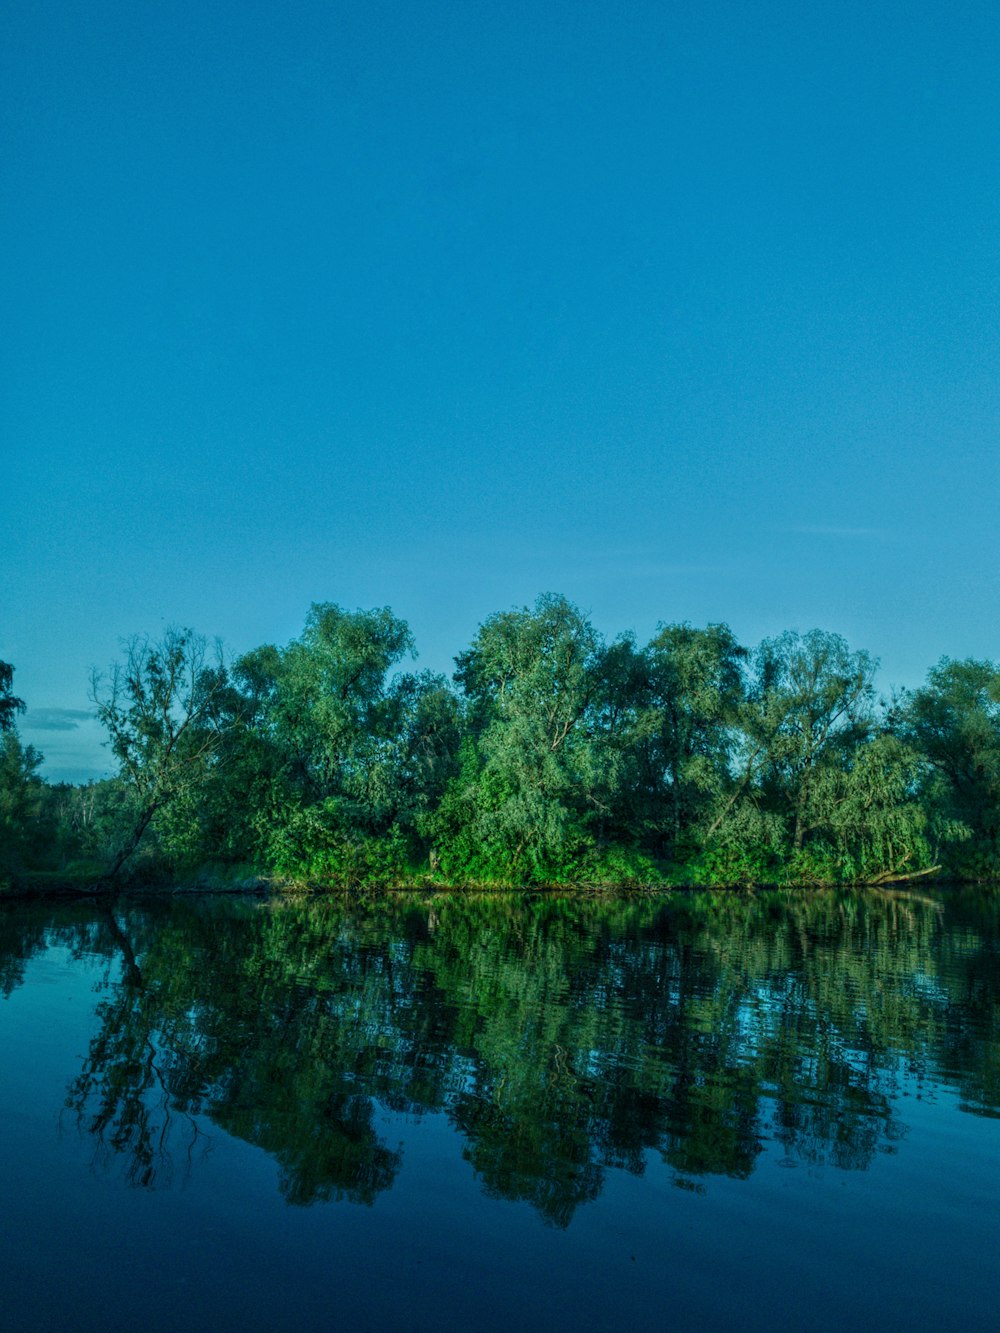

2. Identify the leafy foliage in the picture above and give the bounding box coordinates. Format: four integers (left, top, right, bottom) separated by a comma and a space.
0, 660, 25, 734
9, 601, 1000, 887
89, 629, 231, 880
895, 659, 1000, 874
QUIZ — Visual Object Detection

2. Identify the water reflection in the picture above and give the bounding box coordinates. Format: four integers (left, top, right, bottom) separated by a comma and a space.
4, 887, 1000, 1225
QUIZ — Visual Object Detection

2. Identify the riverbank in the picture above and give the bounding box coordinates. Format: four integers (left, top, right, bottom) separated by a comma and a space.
0, 862, 973, 901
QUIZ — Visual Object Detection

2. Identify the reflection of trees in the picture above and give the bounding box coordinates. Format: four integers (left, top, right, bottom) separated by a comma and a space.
0, 900, 102, 997
407, 893, 937, 1213
934, 889, 1000, 1114
2, 886, 1000, 1223
67, 961, 210, 1189
64, 900, 408, 1204
0, 903, 52, 997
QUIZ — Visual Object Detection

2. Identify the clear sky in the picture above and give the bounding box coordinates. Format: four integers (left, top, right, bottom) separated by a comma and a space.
3, 0, 999, 781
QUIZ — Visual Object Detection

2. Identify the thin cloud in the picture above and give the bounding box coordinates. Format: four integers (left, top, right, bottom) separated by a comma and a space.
23, 707, 94, 732
788, 525, 886, 539
613, 562, 726, 579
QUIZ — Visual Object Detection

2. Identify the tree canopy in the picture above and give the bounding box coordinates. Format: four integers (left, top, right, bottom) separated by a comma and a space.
3, 599, 999, 888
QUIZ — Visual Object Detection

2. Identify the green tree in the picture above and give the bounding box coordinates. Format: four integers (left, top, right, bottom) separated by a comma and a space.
90, 629, 230, 881
246, 603, 413, 805
794, 732, 937, 882
444, 594, 607, 880
0, 731, 46, 877
0, 660, 25, 733
895, 658, 1000, 872
235, 604, 419, 880
391, 671, 463, 838
635, 623, 746, 856
0, 661, 48, 880
747, 630, 877, 855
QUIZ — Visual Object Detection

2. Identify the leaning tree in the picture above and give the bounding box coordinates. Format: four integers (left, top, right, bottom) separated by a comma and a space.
91, 628, 230, 881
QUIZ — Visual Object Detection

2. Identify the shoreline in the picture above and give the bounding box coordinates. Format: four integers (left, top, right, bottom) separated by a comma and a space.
2, 867, 993, 902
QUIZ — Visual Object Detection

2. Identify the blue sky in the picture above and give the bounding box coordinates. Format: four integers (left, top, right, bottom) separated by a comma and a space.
3, 0, 999, 781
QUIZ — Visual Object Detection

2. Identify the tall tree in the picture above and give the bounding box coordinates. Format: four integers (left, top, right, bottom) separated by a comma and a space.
637, 623, 746, 854
0, 660, 25, 733
91, 629, 230, 881
0, 733, 45, 876
234, 603, 419, 878
0, 659, 46, 878
741, 631, 877, 855
895, 658, 1000, 869
446, 594, 606, 878
244, 603, 413, 803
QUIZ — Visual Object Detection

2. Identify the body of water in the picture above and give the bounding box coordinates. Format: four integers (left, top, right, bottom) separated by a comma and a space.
0, 887, 998, 1330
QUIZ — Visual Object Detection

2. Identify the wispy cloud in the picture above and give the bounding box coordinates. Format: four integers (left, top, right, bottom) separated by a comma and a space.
787, 525, 886, 539
603, 562, 726, 580
23, 707, 94, 732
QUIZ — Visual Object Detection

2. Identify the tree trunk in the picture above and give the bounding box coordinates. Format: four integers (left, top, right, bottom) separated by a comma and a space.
99, 802, 161, 886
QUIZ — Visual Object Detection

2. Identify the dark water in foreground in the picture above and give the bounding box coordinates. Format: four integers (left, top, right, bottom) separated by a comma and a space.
1, 888, 999, 1331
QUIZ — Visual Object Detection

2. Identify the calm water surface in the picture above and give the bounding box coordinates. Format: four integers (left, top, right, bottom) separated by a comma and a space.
1, 887, 998, 1331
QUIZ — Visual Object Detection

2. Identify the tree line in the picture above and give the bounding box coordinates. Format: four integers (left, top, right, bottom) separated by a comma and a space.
2, 593, 999, 888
